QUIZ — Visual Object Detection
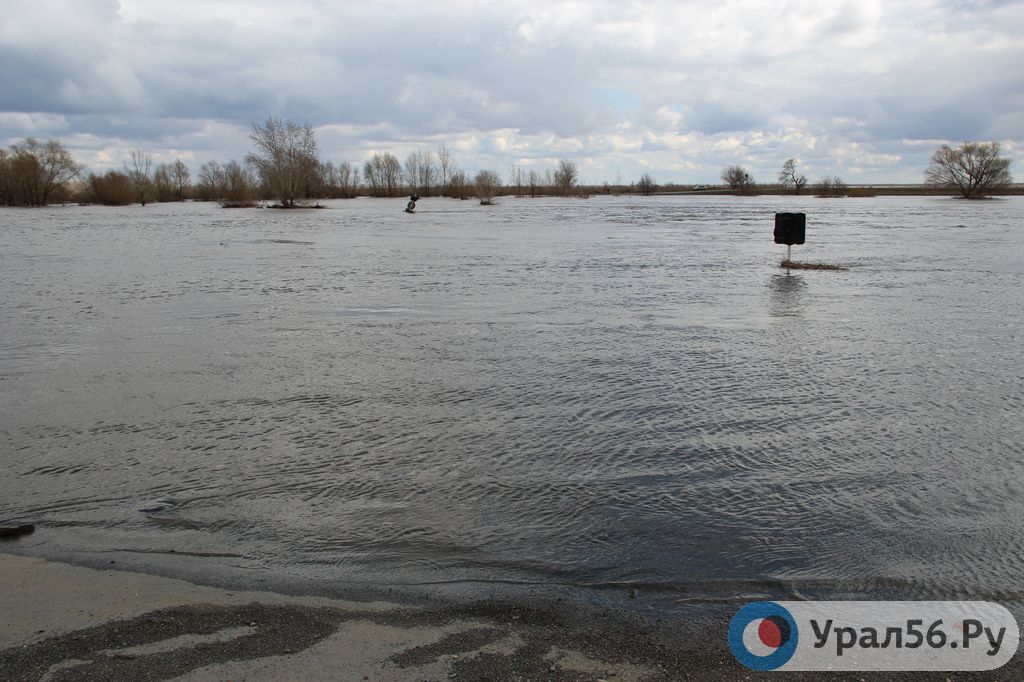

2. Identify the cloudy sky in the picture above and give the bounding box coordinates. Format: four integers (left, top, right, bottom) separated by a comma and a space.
2, 0, 1022, 184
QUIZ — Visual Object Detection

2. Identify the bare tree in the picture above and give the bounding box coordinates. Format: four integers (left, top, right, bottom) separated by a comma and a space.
721, 165, 755, 193
509, 167, 526, 197
195, 161, 222, 202
474, 169, 501, 205
637, 172, 657, 196
778, 158, 808, 194
925, 141, 1012, 199
363, 152, 403, 197
526, 170, 541, 197
337, 161, 360, 197
362, 156, 383, 196
405, 149, 437, 196
319, 161, 340, 197
219, 160, 257, 207
246, 117, 320, 207
449, 170, 470, 200
814, 176, 847, 198
127, 149, 153, 205
87, 170, 135, 205
152, 162, 175, 202
404, 152, 422, 195
437, 144, 454, 193
1, 138, 83, 206
171, 159, 190, 201
38, 139, 83, 205
422, 151, 437, 195
553, 159, 579, 196
382, 154, 403, 196
0, 149, 11, 205
193, 159, 255, 207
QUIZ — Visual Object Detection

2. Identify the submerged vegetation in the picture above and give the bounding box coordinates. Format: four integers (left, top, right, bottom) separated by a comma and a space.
245, 118, 319, 208
780, 260, 848, 271
474, 170, 501, 205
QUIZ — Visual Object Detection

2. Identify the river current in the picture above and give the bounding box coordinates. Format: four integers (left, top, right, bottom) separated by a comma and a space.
2, 195, 1022, 615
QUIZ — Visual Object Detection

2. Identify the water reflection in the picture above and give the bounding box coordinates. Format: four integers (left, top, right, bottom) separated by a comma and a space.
768, 272, 806, 317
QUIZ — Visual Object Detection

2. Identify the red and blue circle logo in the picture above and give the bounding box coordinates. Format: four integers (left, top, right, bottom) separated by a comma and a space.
728, 602, 798, 671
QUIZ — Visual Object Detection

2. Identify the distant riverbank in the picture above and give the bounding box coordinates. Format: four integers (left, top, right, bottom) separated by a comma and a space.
16, 182, 1024, 208
604, 183, 1024, 197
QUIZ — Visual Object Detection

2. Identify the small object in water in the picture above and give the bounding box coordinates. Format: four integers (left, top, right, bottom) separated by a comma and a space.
0, 524, 35, 539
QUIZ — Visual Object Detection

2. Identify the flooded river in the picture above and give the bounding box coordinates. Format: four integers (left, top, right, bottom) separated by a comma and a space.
1, 195, 1022, 614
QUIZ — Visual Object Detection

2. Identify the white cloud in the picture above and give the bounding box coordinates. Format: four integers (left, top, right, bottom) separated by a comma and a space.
0, 0, 1020, 183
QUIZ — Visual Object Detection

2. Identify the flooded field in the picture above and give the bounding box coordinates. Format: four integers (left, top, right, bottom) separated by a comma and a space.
1, 195, 1022, 615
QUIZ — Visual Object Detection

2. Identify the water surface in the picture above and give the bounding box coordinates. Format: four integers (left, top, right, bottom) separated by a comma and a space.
2, 195, 1022, 613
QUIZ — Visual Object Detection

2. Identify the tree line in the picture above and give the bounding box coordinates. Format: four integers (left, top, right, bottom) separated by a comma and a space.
0, 121, 1013, 207
0, 118, 589, 208
717, 143, 1012, 199
715, 160, 850, 198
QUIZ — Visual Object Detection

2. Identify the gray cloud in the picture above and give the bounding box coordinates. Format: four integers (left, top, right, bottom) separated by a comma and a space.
0, 0, 1021, 183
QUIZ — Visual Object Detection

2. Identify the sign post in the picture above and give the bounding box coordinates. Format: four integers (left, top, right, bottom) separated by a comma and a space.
774, 213, 806, 262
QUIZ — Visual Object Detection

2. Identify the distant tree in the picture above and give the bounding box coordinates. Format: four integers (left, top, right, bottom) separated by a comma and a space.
313, 160, 359, 200
195, 161, 222, 202
814, 176, 847, 198
404, 151, 421, 195
321, 161, 340, 197
437, 144, 454, 194
509, 167, 526, 197
405, 149, 437, 196
0, 149, 11, 205
553, 159, 579, 196
362, 156, 382, 196
171, 159, 190, 200
219, 160, 257, 207
145, 159, 189, 202
449, 170, 470, 200
925, 141, 1012, 199
383, 154, 403, 196
152, 162, 175, 202
87, 170, 135, 205
422, 151, 437, 195
474, 169, 501, 205
637, 172, 657, 196
338, 161, 360, 197
127, 149, 153, 205
362, 152, 403, 197
246, 117, 320, 207
193, 159, 255, 207
526, 169, 542, 197
0, 138, 82, 206
721, 165, 755, 193
778, 158, 808, 194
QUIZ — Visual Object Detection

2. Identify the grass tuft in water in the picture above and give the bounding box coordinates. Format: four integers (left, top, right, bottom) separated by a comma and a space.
780, 260, 848, 271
